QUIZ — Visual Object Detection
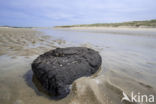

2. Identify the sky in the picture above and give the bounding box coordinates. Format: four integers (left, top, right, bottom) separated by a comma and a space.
0, 0, 156, 27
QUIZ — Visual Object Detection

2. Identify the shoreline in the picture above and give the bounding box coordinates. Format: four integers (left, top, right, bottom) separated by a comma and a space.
54, 26, 156, 36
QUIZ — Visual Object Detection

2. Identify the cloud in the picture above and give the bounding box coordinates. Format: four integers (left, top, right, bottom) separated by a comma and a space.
0, 0, 156, 26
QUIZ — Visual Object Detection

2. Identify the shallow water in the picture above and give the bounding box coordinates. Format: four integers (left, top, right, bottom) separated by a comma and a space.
0, 28, 156, 104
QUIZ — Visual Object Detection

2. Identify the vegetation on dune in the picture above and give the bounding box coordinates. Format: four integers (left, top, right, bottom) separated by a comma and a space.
55, 19, 156, 28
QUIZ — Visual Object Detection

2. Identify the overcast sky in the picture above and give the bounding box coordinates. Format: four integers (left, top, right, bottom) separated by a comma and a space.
0, 0, 156, 27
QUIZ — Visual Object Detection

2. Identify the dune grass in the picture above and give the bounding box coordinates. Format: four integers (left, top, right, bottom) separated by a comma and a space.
55, 19, 156, 28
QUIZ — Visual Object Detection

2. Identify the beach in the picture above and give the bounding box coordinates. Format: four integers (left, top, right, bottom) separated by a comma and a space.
54, 26, 156, 36
0, 27, 156, 104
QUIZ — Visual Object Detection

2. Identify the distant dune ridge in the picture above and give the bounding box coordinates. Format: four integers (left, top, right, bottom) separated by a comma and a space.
54, 19, 156, 28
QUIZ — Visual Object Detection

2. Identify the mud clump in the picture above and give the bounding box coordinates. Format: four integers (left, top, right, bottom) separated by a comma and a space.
31, 47, 102, 99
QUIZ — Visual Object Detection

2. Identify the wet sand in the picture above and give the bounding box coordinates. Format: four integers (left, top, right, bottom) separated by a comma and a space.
0, 27, 63, 56
54, 27, 156, 37
0, 27, 156, 104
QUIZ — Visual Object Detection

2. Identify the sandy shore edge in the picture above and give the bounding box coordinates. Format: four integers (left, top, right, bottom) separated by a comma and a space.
54, 27, 156, 36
